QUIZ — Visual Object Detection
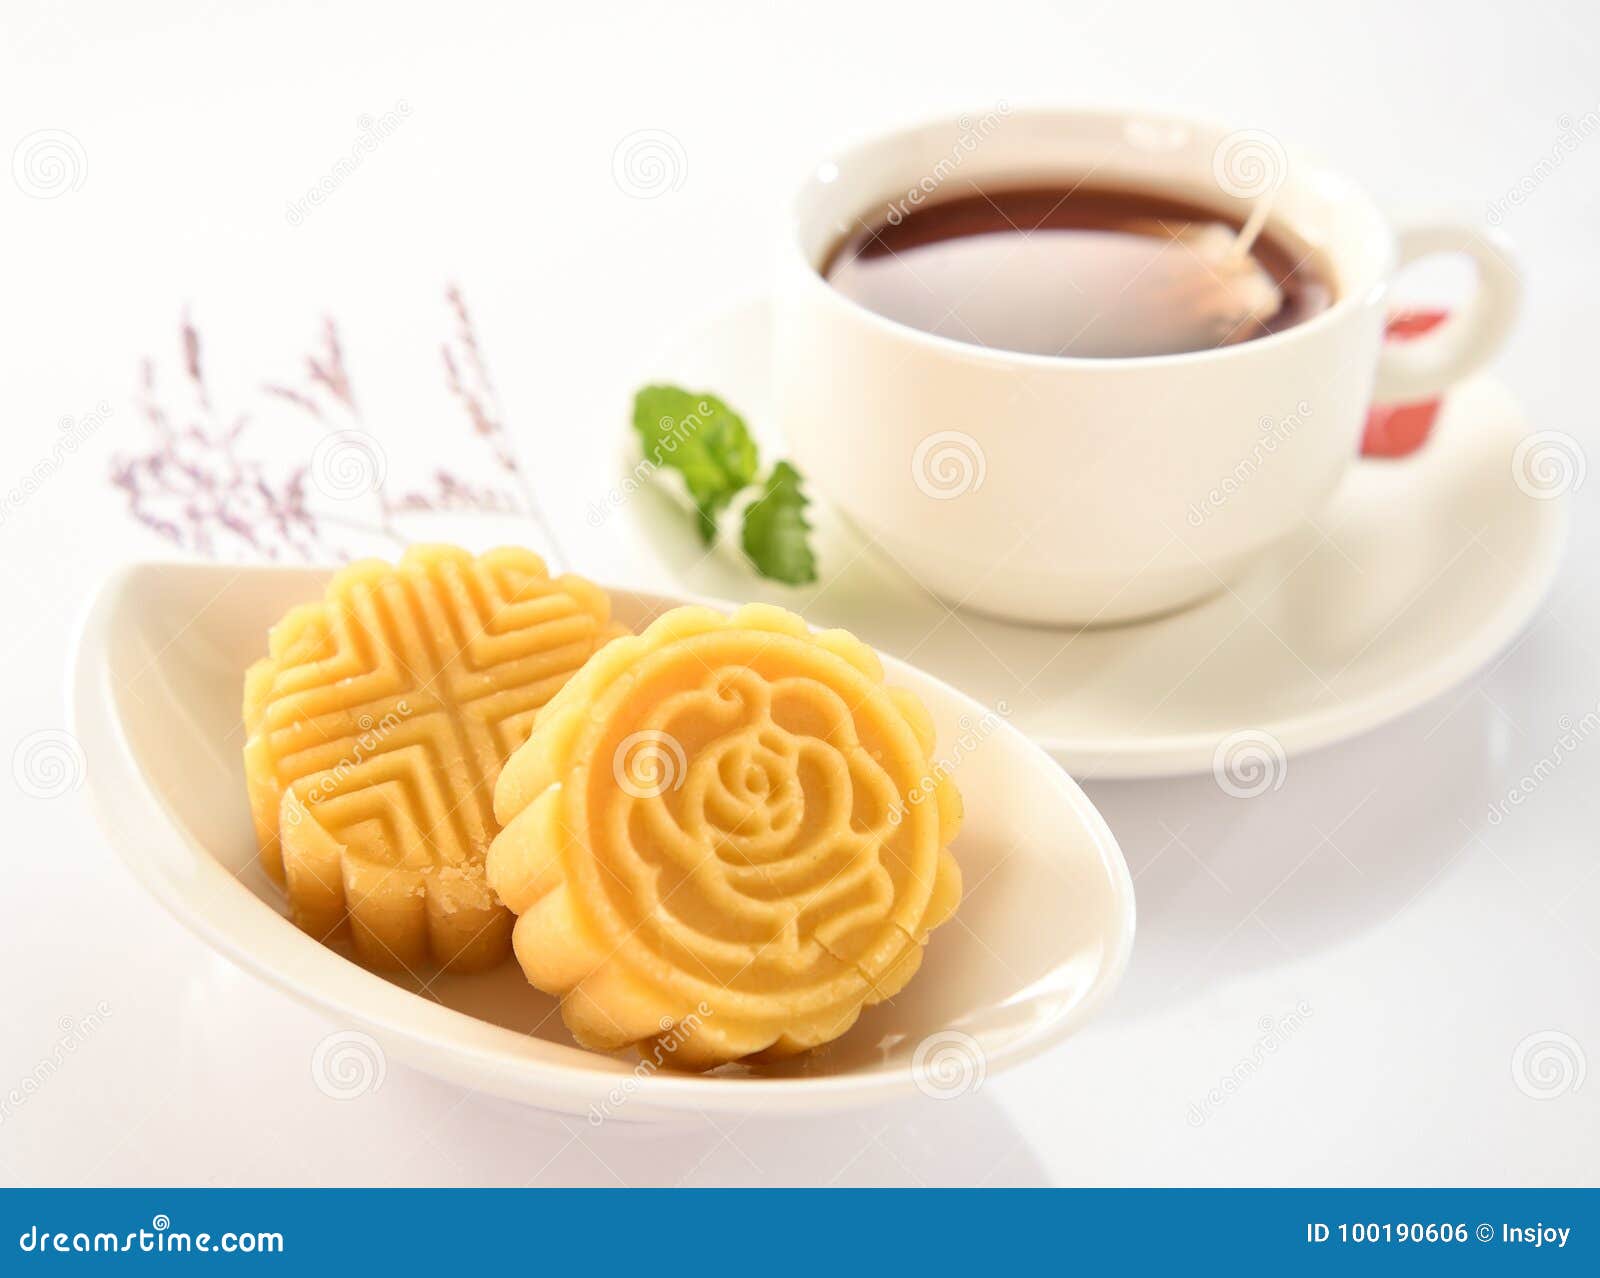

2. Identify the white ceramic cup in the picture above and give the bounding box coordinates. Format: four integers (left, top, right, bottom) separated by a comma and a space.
774, 107, 1520, 627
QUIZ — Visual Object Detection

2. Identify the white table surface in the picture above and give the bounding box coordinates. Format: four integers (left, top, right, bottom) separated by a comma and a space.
2, 0, 1596, 1187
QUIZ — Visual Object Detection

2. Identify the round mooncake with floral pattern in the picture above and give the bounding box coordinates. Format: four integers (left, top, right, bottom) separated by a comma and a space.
487, 603, 963, 1069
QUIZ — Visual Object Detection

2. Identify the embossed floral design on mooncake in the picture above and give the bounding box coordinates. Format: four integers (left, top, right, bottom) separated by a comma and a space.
487, 603, 963, 1069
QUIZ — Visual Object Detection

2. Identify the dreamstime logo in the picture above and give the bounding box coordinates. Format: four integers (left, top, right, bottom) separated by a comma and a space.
1, 401, 113, 529
879, 102, 1011, 226
612, 730, 688, 799
1187, 1001, 1313, 1126
587, 1002, 713, 1125
588, 402, 708, 527
284, 703, 412, 828
891, 702, 1010, 827
310, 429, 388, 500
0, 1001, 112, 1125
16, 1215, 283, 1256
1511, 1030, 1586, 1100
912, 1029, 987, 1099
1487, 105, 1600, 225
1212, 728, 1287, 798
12, 129, 87, 198
1211, 128, 1288, 200
284, 101, 411, 225
311, 1029, 387, 1100
12, 729, 86, 799
1511, 431, 1586, 500
1487, 701, 1600, 826
1186, 401, 1312, 526
912, 431, 986, 500
611, 129, 687, 199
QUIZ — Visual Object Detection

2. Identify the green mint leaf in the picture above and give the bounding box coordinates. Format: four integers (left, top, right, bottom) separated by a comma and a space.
632, 385, 759, 544
741, 461, 818, 585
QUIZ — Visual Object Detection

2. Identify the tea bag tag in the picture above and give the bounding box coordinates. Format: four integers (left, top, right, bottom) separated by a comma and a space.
1175, 192, 1284, 337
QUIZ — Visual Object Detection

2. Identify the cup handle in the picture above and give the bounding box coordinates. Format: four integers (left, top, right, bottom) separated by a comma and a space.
1371, 222, 1521, 405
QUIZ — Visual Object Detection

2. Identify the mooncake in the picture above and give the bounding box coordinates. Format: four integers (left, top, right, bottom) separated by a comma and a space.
487, 603, 963, 1069
243, 545, 622, 973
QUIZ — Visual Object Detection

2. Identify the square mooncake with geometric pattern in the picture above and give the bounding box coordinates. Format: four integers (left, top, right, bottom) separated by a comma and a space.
243, 544, 623, 974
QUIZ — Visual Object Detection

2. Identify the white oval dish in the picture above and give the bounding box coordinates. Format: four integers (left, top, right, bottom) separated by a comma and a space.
72, 560, 1135, 1120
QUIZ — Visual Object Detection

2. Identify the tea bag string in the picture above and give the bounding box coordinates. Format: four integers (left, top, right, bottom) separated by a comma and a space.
1229, 187, 1276, 261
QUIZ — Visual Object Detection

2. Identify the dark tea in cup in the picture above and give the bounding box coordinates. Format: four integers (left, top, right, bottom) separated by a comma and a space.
823, 184, 1334, 359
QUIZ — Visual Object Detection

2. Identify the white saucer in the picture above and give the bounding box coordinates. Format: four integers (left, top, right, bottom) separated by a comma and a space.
72, 562, 1133, 1120
623, 297, 1569, 778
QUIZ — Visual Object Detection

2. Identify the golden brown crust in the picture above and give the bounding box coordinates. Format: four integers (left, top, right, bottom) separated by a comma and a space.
242, 544, 619, 972
488, 602, 962, 1069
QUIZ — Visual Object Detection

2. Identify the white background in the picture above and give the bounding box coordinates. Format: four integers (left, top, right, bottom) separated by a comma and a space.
2, 0, 1596, 1185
